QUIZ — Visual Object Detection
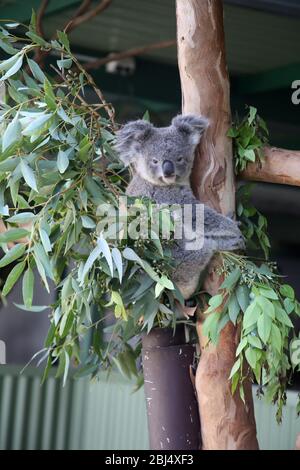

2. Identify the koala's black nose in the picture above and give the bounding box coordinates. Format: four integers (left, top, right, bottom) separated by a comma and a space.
162, 160, 175, 177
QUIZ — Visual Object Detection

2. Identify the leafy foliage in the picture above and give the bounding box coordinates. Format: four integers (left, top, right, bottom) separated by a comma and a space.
228, 105, 269, 174
203, 252, 300, 422
0, 20, 183, 385
237, 183, 271, 259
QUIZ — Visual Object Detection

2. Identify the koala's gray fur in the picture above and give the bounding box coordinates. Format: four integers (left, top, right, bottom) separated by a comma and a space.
115, 115, 245, 299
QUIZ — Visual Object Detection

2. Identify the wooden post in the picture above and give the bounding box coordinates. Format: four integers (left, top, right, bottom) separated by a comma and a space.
176, 0, 259, 450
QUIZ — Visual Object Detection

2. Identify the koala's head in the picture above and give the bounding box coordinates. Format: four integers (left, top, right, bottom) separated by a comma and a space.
115, 114, 209, 186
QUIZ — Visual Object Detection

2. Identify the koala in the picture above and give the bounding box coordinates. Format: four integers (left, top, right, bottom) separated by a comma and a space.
115, 115, 245, 299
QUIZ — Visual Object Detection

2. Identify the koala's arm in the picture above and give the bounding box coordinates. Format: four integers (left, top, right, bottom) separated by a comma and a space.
204, 206, 245, 251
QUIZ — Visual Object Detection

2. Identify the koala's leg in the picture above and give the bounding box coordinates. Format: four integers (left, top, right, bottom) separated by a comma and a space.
172, 246, 213, 299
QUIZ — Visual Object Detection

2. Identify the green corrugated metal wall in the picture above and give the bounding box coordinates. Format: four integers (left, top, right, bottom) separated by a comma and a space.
0, 366, 148, 450
0, 366, 299, 450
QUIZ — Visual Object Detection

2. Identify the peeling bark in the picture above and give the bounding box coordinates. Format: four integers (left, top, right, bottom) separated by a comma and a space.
176, 0, 259, 450
241, 146, 300, 187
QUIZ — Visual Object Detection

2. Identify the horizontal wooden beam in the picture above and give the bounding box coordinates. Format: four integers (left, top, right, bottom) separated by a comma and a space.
240, 146, 300, 186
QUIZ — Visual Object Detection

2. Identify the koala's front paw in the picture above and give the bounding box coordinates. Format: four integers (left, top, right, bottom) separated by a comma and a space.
227, 233, 246, 251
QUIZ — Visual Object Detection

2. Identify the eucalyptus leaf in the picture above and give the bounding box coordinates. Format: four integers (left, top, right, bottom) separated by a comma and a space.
2, 114, 21, 151
0, 55, 23, 81
0, 243, 26, 268
0, 227, 29, 243
20, 159, 38, 191
257, 313, 272, 344
22, 267, 34, 308
2, 260, 25, 296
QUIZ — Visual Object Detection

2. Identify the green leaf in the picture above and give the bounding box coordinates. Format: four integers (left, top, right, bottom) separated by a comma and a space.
143, 110, 150, 122
229, 358, 241, 379
33, 243, 53, 280
248, 106, 257, 124
63, 350, 70, 387
270, 324, 282, 353
258, 287, 278, 300
203, 312, 219, 342
208, 294, 223, 309
22, 113, 52, 135
243, 301, 261, 329
108, 291, 127, 320
27, 58, 46, 83
2, 114, 21, 151
245, 346, 259, 369
159, 274, 174, 290
57, 149, 70, 173
283, 297, 294, 314
220, 267, 241, 290
20, 159, 38, 191
227, 293, 240, 324
39, 228, 52, 253
14, 303, 47, 312
59, 311, 74, 337
236, 284, 250, 312
97, 235, 113, 276
244, 149, 256, 162
280, 284, 295, 300
111, 247, 123, 283
22, 267, 34, 308
0, 55, 23, 80
0, 243, 26, 268
0, 39, 19, 55
6, 212, 36, 223
0, 228, 29, 243
57, 30, 70, 51
236, 337, 248, 356
57, 58, 72, 70
123, 247, 160, 283
257, 295, 275, 319
257, 313, 272, 343
44, 78, 56, 110
111, 354, 131, 379
0, 53, 21, 72
275, 305, 294, 327
80, 243, 102, 282
227, 127, 238, 138
247, 334, 262, 349
81, 215, 95, 229
26, 31, 48, 47
2, 260, 25, 296
155, 282, 164, 298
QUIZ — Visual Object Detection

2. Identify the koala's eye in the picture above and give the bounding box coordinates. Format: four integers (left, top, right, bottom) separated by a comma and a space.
152, 158, 158, 164
177, 157, 183, 163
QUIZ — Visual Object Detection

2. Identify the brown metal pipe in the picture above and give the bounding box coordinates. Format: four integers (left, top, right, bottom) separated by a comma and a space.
142, 326, 200, 450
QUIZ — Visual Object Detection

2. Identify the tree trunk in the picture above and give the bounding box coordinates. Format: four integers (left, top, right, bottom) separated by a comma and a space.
241, 146, 300, 187
176, 0, 259, 450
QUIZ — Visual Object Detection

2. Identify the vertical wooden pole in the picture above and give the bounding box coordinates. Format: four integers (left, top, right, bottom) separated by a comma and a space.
176, 0, 259, 450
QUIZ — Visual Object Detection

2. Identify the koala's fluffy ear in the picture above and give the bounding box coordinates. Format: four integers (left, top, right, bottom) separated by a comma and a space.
172, 114, 209, 146
115, 120, 154, 166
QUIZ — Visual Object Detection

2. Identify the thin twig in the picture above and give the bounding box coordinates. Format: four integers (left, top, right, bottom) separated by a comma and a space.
64, 0, 112, 33
36, 0, 50, 38
68, 0, 92, 21
84, 39, 176, 70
